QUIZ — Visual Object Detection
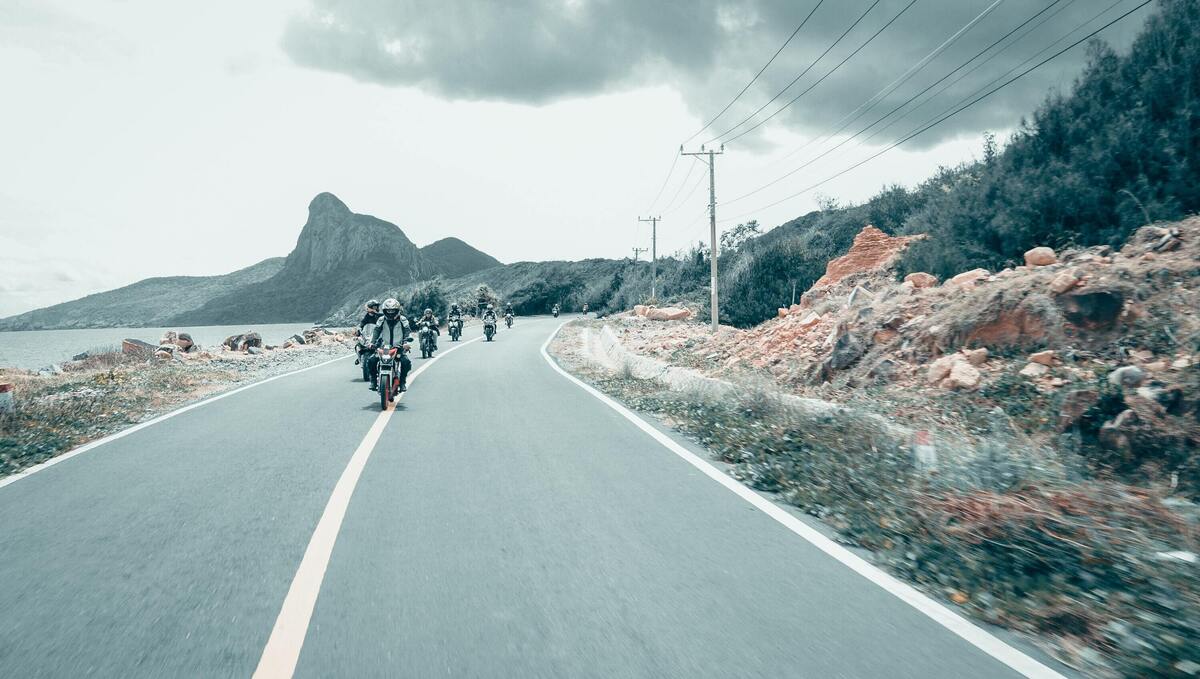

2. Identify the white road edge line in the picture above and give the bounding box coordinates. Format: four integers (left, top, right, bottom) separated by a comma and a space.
253, 335, 483, 679
539, 321, 1067, 679
0, 354, 352, 491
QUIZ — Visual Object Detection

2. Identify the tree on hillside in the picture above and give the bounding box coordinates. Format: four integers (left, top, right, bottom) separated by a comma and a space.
472, 284, 499, 314
898, 0, 1199, 276
408, 281, 448, 318
720, 221, 761, 254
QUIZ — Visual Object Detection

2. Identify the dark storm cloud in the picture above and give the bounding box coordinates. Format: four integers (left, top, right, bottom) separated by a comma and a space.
283, 0, 1150, 146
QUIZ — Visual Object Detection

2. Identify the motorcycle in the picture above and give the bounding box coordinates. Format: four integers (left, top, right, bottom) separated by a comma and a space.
448, 317, 463, 341
354, 333, 373, 381
504, 313, 514, 329
375, 341, 409, 410
552, 307, 560, 318
417, 323, 437, 359
483, 320, 496, 341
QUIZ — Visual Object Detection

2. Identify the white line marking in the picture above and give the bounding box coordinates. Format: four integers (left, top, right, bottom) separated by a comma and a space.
0, 354, 351, 491
539, 322, 1067, 679
253, 335, 482, 679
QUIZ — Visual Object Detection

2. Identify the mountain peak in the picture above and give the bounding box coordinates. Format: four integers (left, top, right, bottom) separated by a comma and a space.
308, 192, 349, 214
420, 236, 502, 277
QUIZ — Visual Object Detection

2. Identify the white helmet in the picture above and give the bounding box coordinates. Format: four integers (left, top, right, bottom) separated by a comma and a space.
382, 298, 402, 319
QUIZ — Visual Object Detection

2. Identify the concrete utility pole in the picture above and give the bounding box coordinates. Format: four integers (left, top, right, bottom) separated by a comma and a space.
681, 144, 724, 332
638, 215, 660, 303
631, 246, 647, 261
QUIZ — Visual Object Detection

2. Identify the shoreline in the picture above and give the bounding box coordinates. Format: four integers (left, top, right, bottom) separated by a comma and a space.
0, 329, 357, 480
0, 322, 321, 372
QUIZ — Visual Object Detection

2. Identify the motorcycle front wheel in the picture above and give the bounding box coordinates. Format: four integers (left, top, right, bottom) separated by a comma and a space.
379, 375, 389, 410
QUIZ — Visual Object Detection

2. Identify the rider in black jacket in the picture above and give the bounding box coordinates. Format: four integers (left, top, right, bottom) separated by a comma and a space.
358, 299, 381, 331
354, 299, 382, 366
414, 308, 440, 353
367, 298, 412, 392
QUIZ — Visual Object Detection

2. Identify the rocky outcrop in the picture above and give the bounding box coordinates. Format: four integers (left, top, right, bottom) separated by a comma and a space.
1024, 247, 1057, 266
811, 226, 922, 290
223, 332, 263, 352
646, 307, 691, 321
175, 193, 440, 325
946, 268, 990, 289
122, 339, 157, 358
904, 272, 938, 288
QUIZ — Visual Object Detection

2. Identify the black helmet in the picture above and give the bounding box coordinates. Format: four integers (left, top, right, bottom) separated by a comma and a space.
366, 299, 380, 311
381, 298, 401, 319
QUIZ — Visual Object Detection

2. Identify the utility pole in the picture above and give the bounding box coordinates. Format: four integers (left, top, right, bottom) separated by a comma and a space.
632, 246, 647, 261
681, 143, 724, 332
638, 215, 660, 303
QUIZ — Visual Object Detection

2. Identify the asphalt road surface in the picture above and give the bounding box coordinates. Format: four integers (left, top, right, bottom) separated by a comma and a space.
0, 316, 1073, 678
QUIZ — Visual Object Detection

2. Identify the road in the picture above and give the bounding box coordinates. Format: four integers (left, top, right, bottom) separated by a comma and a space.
0, 316, 1071, 678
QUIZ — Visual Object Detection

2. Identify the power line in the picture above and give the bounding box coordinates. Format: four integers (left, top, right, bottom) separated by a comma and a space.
660, 157, 700, 213
706, 0, 885, 145
720, 0, 1154, 223
717, 0, 921, 146
681, 0, 827, 145
663, 167, 708, 215
855, 0, 1108, 151
643, 151, 679, 213
774, 0, 1017, 167
725, 0, 1074, 207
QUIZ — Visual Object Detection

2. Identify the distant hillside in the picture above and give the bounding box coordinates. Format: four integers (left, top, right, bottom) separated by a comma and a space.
0, 193, 504, 330
0, 258, 285, 331
321, 258, 647, 324
172, 193, 436, 324
420, 237, 501, 278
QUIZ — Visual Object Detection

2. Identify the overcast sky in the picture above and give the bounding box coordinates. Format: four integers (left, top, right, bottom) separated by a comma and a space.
0, 0, 1152, 316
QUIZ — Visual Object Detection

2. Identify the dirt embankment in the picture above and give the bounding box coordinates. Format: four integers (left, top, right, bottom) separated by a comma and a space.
611, 219, 1199, 494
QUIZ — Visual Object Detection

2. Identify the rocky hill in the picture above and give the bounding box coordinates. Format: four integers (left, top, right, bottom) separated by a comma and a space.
0, 193, 505, 329
420, 237, 501, 278
172, 193, 437, 324
0, 258, 285, 331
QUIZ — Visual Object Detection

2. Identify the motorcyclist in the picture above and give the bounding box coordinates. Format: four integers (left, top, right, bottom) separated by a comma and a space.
414, 307, 440, 353
447, 303, 463, 336
358, 299, 381, 332
552, 303, 560, 317
367, 298, 412, 392
482, 304, 498, 327
354, 299, 381, 365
